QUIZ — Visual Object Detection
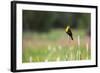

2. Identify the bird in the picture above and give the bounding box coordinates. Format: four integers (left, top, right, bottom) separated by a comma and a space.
65, 26, 73, 40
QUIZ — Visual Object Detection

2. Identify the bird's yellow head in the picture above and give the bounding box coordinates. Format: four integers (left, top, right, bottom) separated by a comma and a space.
65, 26, 70, 32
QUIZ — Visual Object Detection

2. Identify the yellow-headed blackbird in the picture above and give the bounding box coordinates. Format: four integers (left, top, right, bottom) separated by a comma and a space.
65, 26, 73, 40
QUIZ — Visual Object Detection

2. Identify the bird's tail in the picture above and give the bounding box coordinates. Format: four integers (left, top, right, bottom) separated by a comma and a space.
71, 36, 73, 40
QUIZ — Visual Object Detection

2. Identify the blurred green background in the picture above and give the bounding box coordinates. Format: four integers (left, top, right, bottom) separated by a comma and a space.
22, 10, 91, 63
23, 10, 91, 33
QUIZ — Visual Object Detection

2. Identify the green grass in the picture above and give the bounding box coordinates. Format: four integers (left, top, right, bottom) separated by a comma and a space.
22, 29, 91, 63
22, 46, 91, 63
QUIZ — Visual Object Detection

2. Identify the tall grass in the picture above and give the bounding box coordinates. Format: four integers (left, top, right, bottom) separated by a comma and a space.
22, 29, 91, 63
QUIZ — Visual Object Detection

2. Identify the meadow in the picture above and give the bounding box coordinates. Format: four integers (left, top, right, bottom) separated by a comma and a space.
22, 29, 91, 63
